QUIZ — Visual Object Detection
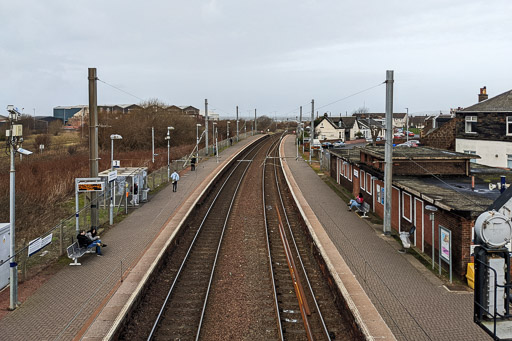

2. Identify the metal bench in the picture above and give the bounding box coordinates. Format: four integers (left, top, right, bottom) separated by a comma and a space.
66, 241, 94, 266
356, 202, 370, 218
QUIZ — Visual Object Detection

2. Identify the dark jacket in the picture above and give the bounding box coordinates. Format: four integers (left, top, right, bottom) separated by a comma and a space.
77, 233, 92, 248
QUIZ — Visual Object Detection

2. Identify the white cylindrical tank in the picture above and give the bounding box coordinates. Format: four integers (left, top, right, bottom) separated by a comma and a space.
474, 210, 512, 248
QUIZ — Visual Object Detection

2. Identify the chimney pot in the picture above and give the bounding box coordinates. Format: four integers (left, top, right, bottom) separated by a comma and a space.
478, 86, 488, 102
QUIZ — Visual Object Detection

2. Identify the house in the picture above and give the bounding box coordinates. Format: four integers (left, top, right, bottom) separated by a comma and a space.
352, 112, 408, 128
357, 118, 385, 141
314, 114, 345, 141
329, 145, 504, 279
316, 113, 389, 142
455, 87, 512, 168
409, 115, 428, 129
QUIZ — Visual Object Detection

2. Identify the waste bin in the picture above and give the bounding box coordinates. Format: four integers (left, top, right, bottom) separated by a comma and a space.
466, 262, 474, 289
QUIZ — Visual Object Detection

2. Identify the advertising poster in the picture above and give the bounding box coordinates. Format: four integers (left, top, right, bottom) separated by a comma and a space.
440, 227, 450, 262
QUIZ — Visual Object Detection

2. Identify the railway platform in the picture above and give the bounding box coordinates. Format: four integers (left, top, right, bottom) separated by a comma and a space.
280, 135, 489, 341
0, 136, 260, 341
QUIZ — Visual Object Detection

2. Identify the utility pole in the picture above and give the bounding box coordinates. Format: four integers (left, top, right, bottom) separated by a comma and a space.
300, 106, 304, 155
88, 68, 99, 230
205, 99, 209, 155
383, 70, 394, 235
405, 107, 409, 143
236, 106, 239, 142
254, 109, 257, 135
310, 99, 314, 164
151, 127, 155, 163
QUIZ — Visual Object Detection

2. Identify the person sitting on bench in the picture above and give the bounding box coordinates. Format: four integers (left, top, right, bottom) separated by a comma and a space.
77, 230, 103, 256
86, 228, 107, 247
348, 192, 364, 211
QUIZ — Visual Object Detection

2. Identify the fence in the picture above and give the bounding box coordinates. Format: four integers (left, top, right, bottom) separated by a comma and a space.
1, 132, 253, 286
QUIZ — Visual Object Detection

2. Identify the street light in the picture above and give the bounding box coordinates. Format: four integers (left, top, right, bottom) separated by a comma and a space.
109, 134, 122, 226
426, 205, 438, 270
215, 126, 219, 163
227, 121, 231, 140
212, 122, 217, 156
7, 105, 32, 310
110, 134, 122, 171
196, 124, 201, 161
165, 126, 174, 180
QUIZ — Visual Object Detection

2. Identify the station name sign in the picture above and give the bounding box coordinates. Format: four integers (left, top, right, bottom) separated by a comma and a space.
78, 182, 104, 192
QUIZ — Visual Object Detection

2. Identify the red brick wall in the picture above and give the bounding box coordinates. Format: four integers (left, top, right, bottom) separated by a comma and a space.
393, 160, 467, 176
414, 198, 424, 250
392, 187, 400, 232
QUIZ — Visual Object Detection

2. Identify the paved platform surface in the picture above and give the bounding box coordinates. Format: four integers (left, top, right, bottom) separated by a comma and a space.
0, 136, 258, 341
282, 135, 489, 341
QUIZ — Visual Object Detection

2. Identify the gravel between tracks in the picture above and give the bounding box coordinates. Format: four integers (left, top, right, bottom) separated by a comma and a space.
200, 139, 278, 340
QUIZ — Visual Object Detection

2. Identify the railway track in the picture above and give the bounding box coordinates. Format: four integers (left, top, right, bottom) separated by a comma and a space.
118, 133, 359, 340
263, 134, 351, 340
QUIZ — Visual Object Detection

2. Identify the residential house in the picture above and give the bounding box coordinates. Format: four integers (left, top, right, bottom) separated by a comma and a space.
455, 87, 512, 168
315, 114, 345, 141
352, 112, 408, 128
330, 145, 503, 279
409, 115, 428, 129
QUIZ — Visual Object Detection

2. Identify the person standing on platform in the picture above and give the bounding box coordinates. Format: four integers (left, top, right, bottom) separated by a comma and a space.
171, 170, 180, 192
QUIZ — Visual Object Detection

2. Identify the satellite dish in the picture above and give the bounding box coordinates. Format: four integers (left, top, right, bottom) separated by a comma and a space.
474, 210, 512, 248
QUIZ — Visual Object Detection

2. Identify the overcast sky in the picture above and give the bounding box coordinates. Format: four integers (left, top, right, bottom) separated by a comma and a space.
1, 0, 511, 119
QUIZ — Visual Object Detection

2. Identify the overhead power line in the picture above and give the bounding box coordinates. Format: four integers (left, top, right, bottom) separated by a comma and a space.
97, 78, 146, 102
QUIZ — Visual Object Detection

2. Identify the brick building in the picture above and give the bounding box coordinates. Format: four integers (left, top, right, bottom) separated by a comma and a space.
330, 145, 501, 279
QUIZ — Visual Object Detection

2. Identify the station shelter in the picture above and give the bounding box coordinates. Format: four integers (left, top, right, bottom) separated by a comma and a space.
98, 167, 148, 207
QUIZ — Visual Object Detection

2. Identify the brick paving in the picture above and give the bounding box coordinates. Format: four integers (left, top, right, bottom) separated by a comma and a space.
281, 135, 490, 341
0, 137, 257, 341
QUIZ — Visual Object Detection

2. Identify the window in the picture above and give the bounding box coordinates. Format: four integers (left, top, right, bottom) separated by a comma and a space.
376, 184, 381, 204
464, 150, 477, 163
507, 117, 512, 136
508, 155, 512, 169
360, 170, 365, 190
348, 164, 352, 181
465, 116, 477, 133
339, 132, 342, 138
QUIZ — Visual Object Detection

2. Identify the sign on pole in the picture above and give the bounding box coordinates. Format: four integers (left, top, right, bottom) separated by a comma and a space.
28, 234, 52, 257
77, 182, 104, 192
113, 160, 120, 168
108, 170, 117, 182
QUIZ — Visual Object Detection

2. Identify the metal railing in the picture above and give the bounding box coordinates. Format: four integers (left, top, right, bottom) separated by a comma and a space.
1, 132, 253, 287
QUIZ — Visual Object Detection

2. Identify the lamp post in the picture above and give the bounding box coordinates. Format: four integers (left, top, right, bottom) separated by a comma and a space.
227, 121, 230, 140
7, 105, 32, 310
426, 205, 438, 270
215, 126, 219, 163
212, 122, 217, 156
405, 107, 409, 143
110, 134, 122, 225
166, 126, 174, 180
110, 134, 123, 170
196, 124, 201, 161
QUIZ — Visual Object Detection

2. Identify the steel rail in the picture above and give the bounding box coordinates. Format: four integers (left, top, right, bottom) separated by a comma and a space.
195, 138, 268, 340
274, 134, 332, 340
147, 138, 265, 340
262, 136, 285, 341
276, 209, 315, 341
